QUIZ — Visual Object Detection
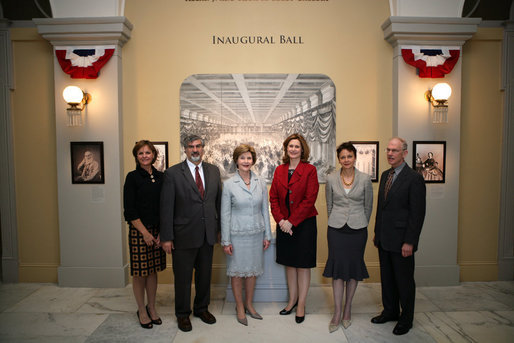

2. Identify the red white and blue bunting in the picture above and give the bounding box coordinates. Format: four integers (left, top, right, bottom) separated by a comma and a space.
401, 47, 460, 78
55, 46, 115, 79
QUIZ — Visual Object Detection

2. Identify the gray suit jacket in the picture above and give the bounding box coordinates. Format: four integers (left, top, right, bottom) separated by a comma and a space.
160, 160, 222, 249
326, 168, 373, 229
220, 172, 272, 246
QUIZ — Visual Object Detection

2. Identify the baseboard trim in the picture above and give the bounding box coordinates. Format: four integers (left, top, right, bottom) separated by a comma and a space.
58, 264, 129, 287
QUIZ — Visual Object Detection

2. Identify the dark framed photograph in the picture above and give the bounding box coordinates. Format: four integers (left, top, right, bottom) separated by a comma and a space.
350, 141, 379, 182
71, 142, 104, 184
152, 141, 169, 172
412, 141, 446, 183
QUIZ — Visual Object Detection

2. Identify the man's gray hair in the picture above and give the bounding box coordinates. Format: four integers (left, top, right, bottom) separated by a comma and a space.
182, 134, 205, 148
391, 137, 408, 151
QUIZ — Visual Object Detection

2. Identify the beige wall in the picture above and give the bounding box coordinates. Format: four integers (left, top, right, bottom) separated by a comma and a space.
10, 28, 59, 282
459, 27, 504, 281
7, 2, 505, 284
122, 0, 390, 283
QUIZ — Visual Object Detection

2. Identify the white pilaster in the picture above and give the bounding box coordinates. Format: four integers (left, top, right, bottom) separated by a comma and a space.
382, 17, 480, 286
34, 17, 132, 287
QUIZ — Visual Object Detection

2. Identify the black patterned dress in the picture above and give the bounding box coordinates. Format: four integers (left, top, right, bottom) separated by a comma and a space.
123, 165, 166, 276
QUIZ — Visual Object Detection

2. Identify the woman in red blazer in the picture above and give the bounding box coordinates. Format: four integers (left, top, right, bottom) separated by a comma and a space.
270, 133, 319, 324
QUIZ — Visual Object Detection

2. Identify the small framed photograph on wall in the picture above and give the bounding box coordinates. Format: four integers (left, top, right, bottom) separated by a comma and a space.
71, 141, 105, 184
412, 141, 446, 183
152, 141, 169, 172
350, 141, 379, 182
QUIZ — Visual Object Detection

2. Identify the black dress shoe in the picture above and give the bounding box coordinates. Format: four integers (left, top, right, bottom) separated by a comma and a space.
137, 310, 153, 329
295, 315, 305, 324
146, 305, 162, 325
393, 322, 412, 335
194, 310, 216, 324
279, 301, 298, 315
177, 316, 192, 332
371, 314, 398, 324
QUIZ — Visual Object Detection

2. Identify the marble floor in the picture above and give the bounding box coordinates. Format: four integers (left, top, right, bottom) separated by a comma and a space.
0, 281, 513, 342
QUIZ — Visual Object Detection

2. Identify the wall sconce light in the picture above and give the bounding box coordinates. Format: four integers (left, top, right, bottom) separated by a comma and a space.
425, 82, 451, 123
63, 86, 91, 126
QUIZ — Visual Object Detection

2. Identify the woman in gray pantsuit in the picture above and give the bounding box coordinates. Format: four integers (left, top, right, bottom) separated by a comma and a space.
221, 144, 272, 326
323, 142, 373, 332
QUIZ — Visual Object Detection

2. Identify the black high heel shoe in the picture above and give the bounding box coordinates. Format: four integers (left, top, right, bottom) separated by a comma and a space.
279, 301, 298, 315
295, 306, 305, 323
137, 310, 153, 329
146, 305, 162, 325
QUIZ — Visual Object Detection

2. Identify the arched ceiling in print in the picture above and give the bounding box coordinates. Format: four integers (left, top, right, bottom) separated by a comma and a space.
180, 74, 333, 126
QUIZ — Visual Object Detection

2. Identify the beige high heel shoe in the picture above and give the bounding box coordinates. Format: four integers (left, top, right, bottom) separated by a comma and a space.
329, 321, 339, 333
235, 307, 248, 326
245, 307, 263, 320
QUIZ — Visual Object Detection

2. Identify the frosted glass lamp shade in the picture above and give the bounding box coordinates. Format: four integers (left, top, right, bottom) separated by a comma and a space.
63, 86, 91, 127
63, 86, 84, 104
431, 83, 452, 101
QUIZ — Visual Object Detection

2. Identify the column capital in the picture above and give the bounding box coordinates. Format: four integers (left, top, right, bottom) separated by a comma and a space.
33, 16, 132, 47
382, 16, 481, 48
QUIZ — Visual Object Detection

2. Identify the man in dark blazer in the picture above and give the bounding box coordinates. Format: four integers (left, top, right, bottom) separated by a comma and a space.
372, 137, 426, 335
160, 134, 222, 332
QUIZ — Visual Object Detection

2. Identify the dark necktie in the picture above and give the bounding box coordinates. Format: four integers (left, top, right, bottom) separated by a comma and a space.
195, 166, 205, 198
384, 169, 395, 199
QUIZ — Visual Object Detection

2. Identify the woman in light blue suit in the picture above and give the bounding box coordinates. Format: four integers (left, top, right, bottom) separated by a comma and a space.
221, 144, 272, 326
323, 142, 373, 332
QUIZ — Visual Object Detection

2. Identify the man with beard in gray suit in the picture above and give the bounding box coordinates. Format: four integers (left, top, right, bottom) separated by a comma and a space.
160, 134, 222, 332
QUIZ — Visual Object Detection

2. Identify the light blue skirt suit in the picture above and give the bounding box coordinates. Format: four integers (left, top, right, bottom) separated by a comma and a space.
221, 172, 272, 277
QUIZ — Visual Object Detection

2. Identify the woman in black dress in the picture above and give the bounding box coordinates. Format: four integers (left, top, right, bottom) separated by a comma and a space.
270, 133, 319, 324
123, 140, 166, 329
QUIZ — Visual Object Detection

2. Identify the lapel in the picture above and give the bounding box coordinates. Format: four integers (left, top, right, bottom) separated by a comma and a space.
203, 162, 210, 196
378, 168, 389, 201
276, 164, 289, 189
288, 162, 305, 187
181, 160, 202, 198
234, 173, 249, 194
235, 171, 257, 194
250, 171, 259, 193
384, 164, 409, 205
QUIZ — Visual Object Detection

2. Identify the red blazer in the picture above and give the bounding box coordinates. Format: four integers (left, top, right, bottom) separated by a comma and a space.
269, 162, 319, 227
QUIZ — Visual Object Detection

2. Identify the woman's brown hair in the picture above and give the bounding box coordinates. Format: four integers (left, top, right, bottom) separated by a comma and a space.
232, 144, 257, 166
132, 140, 158, 166
282, 133, 310, 164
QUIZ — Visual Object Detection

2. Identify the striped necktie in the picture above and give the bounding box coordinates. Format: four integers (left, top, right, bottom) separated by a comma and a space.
384, 169, 395, 199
